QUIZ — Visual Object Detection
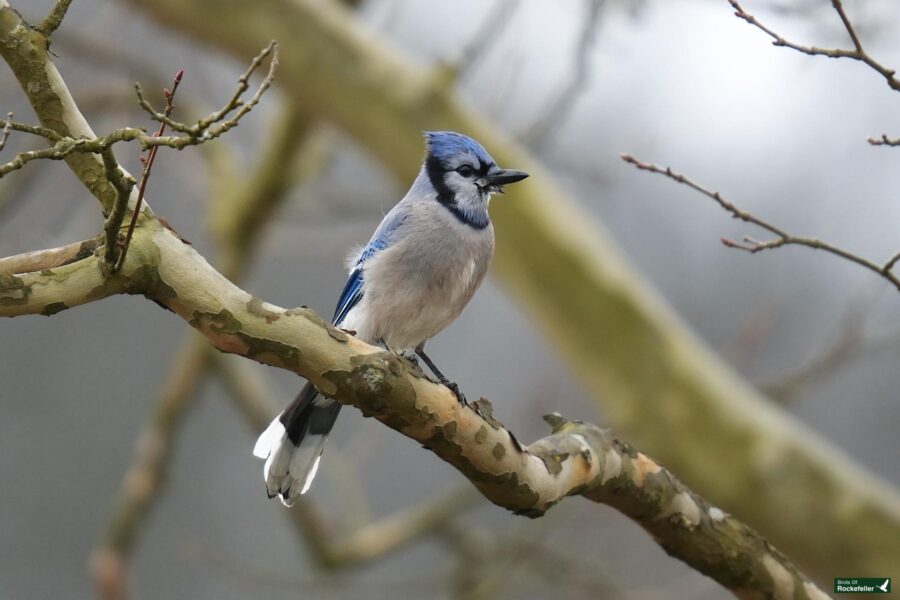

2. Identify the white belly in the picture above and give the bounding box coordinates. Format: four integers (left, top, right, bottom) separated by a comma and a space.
341, 217, 493, 351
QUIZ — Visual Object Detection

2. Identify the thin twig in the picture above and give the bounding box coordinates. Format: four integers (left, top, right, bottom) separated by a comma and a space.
729, 0, 900, 146
728, 0, 900, 90
100, 148, 136, 268
114, 69, 183, 272
0, 43, 279, 183
0, 112, 11, 153
0, 117, 63, 142
621, 154, 900, 293
868, 134, 900, 147
37, 0, 74, 37
134, 41, 278, 137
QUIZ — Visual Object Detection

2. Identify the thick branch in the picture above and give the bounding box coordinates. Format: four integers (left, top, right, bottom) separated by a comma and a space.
0, 221, 828, 599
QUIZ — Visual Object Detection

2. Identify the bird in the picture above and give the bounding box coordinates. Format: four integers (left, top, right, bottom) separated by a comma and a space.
253, 131, 529, 505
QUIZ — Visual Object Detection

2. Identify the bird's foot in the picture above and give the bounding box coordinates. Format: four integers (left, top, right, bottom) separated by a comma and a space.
445, 380, 468, 407
339, 328, 358, 336
399, 349, 420, 367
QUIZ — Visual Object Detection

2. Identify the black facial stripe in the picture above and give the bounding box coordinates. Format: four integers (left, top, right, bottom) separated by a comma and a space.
425, 154, 490, 230
477, 161, 492, 177
425, 154, 455, 207
446, 204, 489, 229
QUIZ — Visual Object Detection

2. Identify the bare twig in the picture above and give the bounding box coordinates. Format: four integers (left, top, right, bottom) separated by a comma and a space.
729, 0, 900, 145
621, 154, 900, 293
134, 41, 278, 138
37, 0, 74, 37
114, 69, 183, 272
0, 117, 63, 143
728, 0, 900, 91
0, 112, 11, 152
868, 134, 900, 147
0, 43, 278, 182
100, 148, 136, 268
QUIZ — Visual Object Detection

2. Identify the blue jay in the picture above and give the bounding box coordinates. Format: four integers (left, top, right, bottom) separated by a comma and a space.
253, 131, 528, 505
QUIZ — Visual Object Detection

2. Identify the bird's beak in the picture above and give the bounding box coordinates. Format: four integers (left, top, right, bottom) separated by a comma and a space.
484, 169, 529, 187
476, 169, 529, 194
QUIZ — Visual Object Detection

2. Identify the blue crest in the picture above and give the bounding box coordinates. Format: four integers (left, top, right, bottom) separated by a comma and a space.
424, 131, 493, 166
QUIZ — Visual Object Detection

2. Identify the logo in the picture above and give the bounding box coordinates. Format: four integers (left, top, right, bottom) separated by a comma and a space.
835, 578, 891, 594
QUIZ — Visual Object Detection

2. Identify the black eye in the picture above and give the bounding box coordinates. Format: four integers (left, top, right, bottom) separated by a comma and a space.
456, 164, 474, 177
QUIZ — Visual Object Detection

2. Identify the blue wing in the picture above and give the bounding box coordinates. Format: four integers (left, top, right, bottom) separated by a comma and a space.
331, 207, 408, 325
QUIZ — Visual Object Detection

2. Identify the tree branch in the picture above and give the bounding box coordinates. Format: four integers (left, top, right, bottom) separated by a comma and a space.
0, 238, 101, 275
621, 154, 900, 293
727, 0, 900, 145
0, 43, 277, 182
36, 0, 74, 37
100, 148, 136, 267
0, 219, 829, 599
728, 0, 899, 90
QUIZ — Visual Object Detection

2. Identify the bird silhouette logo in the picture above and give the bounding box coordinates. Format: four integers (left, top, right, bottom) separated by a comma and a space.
877, 579, 890, 593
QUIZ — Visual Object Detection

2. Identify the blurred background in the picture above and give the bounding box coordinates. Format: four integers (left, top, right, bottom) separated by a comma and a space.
2, 0, 899, 598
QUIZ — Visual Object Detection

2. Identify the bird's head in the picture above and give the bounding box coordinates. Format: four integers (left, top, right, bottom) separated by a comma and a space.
422, 131, 528, 226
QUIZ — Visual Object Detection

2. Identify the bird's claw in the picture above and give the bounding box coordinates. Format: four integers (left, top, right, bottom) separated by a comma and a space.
446, 381, 468, 406
399, 350, 420, 367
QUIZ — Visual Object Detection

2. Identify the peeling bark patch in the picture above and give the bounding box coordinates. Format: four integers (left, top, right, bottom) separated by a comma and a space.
630, 452, 661, 487
708, 506, 726, 522
0, 273, 28, 305
190, 308, 242, 335
68, 239, 101, 264
762, 553, 795, 600
492, 442, 506, 460
41, 301, 67, 315
538, 451, 568, 475
542, 412, 567, 432
323, 354, 426, 429
472, 398, 502, 429
658, 491, 701, 529
239, 334, 300, 368
326, 325, 349, 342
246, 297, 280, 323
428, 422, 465, 461
570, 433, 593, 466
601, 449, 622, 484
474, 425, 488, 444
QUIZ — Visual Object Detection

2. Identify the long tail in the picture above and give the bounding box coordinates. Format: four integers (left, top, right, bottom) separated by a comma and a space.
253, 382, 341, 505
